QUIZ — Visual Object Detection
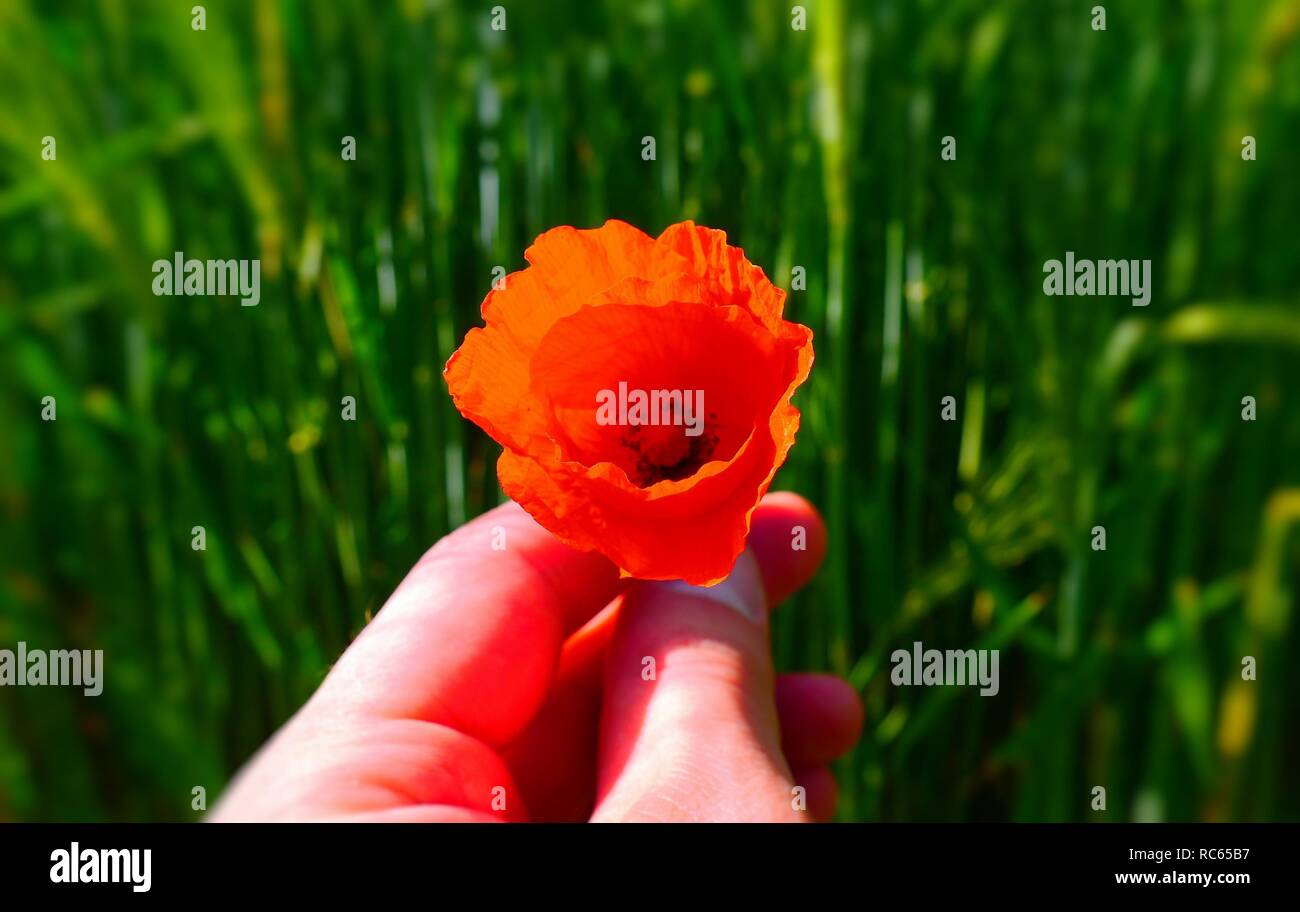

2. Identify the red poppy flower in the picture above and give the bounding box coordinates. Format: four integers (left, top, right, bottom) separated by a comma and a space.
444, 220, 814, 586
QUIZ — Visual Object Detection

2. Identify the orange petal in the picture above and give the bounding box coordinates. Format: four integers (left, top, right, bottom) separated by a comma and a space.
650, 222, 789, 333
445, 220, 656, 453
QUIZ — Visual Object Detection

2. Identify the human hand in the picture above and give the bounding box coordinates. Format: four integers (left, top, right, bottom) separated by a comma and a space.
211, 492, 862, 822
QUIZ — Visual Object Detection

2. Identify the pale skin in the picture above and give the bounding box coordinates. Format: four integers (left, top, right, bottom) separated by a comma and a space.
211, 492, 862, 822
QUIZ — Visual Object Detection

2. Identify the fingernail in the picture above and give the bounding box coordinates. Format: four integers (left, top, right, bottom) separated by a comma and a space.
653, 551, 766, 624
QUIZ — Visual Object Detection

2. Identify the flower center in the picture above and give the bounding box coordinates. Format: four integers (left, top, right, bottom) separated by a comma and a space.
620, 416, 720, 486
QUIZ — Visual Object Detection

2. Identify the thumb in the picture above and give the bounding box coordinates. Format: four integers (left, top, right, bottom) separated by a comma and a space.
591, 550, 806, 822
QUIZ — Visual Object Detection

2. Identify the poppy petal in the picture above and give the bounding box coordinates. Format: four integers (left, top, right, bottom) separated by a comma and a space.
445, 220, 656, 453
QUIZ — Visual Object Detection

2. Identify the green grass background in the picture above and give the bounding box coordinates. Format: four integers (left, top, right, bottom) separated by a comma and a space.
2, 0, 1299, 822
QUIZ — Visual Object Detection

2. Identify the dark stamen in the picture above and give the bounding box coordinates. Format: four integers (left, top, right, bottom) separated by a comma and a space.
620, 411, 721, 486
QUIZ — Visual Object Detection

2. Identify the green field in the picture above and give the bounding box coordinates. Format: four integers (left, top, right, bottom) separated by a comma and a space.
1, 0, 1298, 821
